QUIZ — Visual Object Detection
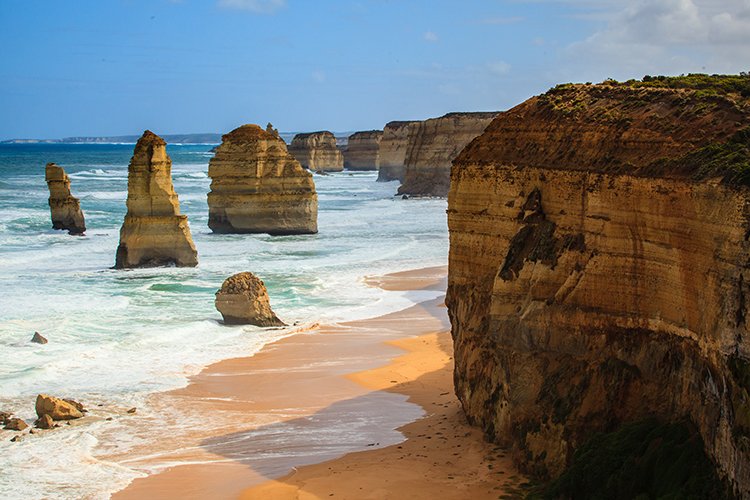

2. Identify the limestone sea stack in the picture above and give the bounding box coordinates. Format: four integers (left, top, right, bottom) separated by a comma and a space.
397, 112, 498, 197
45, 163, 86, 235
215, 272, 286, 326
446, 76, 750, 493
114, 131, 198, 268
343, 130, 383, 170
288, 131, 344, 172
377, 121, 419, 182
207, 124, 318, 235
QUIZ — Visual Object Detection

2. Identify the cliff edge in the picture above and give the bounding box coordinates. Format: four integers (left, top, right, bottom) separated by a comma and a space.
446, 75, 750, 494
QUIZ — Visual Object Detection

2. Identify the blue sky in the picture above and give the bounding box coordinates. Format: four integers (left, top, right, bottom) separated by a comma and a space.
1, 0, 748, 139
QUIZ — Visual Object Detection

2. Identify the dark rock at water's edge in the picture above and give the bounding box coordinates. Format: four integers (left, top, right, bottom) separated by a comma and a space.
35, 394, 84, 420
45, 163, 86, 235
215, 272, 286, 327
4, 417, 28, 431
446, 75, 750, 495
34, 414, 54, 429
114, 131, 198, 269
31, 332, 48, 344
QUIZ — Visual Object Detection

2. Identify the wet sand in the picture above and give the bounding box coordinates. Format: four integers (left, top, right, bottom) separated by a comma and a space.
113, 266, 524, 499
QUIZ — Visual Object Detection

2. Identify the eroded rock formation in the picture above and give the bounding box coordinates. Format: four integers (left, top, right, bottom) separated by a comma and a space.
398, 112, 497, 197
343, 130, 382, 170
215, 272, 286, 326
288, 131, 344, 172
377, 121, 419, 182
45, 163, 86, 235
115, 131, 198, 268
207, 124, 318, 235
446, 78, 750, 493
35, 394, 84, 420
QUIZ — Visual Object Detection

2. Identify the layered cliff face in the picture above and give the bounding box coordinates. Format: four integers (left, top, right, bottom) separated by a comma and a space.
398, 112, 498, 196
115, 131, 198, 268
342, 130, 382, 171
45, 163, 86, 235
377, 121, 419, 182
288, 131, 344, 172
446, 78, 750, 492
207, 124, 318, 235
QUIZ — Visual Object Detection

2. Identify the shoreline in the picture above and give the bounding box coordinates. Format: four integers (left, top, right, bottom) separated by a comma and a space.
112, 265, 524, 498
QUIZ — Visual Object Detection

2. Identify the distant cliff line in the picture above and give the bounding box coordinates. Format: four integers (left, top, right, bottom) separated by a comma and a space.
1, 131, 355, 145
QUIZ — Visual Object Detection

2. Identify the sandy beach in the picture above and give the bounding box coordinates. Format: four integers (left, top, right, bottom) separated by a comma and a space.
112, 266, 524, 499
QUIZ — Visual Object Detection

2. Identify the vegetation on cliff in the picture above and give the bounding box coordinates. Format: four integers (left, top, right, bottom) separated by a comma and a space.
540, 419, 732, 500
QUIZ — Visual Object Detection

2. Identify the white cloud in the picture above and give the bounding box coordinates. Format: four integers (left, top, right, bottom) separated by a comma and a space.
565, 0, 750, 76
218, 0, 286, 14
487, 61, 512, 75
423, 31, 439, 43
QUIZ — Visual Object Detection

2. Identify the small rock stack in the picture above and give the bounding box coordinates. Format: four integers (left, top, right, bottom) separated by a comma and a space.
45, 163, 86, 235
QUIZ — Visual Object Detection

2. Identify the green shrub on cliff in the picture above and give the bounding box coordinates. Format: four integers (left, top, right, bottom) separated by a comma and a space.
610, 73, 750, 97
539, 419, 733, 500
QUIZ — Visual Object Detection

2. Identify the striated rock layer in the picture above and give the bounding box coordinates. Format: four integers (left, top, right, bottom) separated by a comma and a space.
208, 124, 317, 235
115, 131, 198, 268
446, 79, 750, 493
288, 131, 344, 172
377, 121, 419, 182
45, 163, 86, 234
343, 130, 382, 171
398, 112, 498, 197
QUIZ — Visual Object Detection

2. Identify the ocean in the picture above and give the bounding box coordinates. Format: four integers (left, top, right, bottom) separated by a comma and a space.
0, 143, 448, 498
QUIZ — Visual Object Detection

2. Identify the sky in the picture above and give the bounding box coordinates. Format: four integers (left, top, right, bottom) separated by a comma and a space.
1, 0, 749, 139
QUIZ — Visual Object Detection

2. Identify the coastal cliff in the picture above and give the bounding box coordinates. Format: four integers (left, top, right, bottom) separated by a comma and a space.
45, 163, 85, 235
446, 76, 750, 493
398, 112, 497, 196
115, 131, 198, 268
377, 121, 419, 182
288, 131, 344, 172
208, 124, 317, 235
343, 130, 382, 171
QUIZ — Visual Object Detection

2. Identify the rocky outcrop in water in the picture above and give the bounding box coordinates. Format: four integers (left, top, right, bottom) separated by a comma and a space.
31, 332, 47, 344
343, 130, 382, 170
446, 76, 750, 493
45, 163, 86, 235
377, 121, 419, 182
207, 124, 318, 235
215, 272, 286, 326
114, 131, 198, 268
398, 112, 497, 197
288, 131, 344, 172
35, 394, 84, 420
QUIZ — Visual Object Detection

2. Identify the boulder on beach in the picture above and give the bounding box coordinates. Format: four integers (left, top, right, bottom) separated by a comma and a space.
45, 162, 86, 235
31, 332, 48, 344
114, 130, 198, 268
4, 418, 28, 431
34, 414, 54, 429
0, 411, 11, 425
35, 394, 84, 420
215, 272, 286, 327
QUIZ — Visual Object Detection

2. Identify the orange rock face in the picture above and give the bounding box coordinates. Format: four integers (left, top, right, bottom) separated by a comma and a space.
343, 130, 382, 171
397, 112, 497, 196
207, 124, 318, 235
446, 81, 750, 492
377, 121, 419, 182
45, 163, 86, 235
115, 131, 198, 268
288, 131, 344, 172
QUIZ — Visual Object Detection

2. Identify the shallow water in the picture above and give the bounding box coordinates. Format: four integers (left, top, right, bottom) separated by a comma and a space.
0, 143, 448, 498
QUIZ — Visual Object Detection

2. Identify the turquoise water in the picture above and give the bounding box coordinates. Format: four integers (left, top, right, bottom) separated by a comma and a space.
0, 143, 448, 498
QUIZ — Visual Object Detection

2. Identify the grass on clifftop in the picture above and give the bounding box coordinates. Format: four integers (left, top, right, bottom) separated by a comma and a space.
535, 419, 732, 500
548, 73, 750, 98
647, 127, 750, 186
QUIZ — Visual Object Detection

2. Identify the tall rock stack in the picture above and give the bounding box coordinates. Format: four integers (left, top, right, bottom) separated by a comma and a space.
207, 124, 318, 235
397, 112, 498, 197
343, 130, 383, 171
446, 78, 750, 493
45, 163, 86, 235
114, 131, 198, 268
288, 131, 344, 172
377, 121, 419, 182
